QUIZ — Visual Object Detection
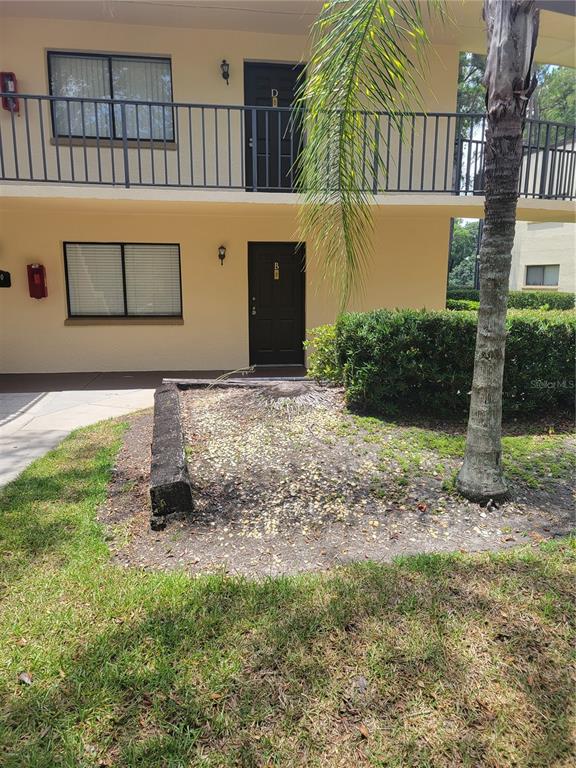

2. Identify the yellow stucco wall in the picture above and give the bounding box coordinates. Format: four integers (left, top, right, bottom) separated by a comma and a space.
0, 197, 451, 373
0, 16, 459, 189
0, 16, 459, 111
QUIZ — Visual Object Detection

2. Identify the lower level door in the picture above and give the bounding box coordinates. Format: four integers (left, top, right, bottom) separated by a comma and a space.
248, 242, 305, 365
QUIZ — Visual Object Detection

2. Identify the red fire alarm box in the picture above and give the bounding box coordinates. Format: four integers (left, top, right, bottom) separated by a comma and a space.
27, 264, 47, 299
0, 72, 19, 113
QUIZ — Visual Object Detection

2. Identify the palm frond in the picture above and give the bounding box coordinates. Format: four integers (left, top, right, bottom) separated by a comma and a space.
297, 0, 444, 308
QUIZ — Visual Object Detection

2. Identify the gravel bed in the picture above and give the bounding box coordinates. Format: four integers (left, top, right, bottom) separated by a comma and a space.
99, 384, 574, 576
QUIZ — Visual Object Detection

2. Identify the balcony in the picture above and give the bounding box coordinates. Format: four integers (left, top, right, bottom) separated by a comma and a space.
1, 94, 575, 200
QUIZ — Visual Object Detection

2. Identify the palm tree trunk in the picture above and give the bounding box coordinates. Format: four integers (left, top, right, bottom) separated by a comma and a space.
456, 114, 524, 501
457, 0, 539, 502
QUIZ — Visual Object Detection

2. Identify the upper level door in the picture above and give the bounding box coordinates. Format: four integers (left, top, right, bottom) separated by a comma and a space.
244, 62, 304, 191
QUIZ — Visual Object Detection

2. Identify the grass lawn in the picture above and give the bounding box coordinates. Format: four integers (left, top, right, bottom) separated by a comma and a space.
0, 419, 575, 767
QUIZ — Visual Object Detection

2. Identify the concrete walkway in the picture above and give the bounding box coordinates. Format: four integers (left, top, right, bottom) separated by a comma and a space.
0, 368, 306, 486
0, 387, 155, 487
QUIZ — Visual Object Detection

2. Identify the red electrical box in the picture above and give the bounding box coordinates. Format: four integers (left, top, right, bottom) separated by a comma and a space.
0, 72, 19, 114
27, 264, 47, 299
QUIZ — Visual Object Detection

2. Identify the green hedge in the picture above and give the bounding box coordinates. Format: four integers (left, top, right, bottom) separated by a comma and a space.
446, 298, 480, 311
322, 309, 575, 416
304, 325, 342, 383
446, 288, 482, 302
447, 288, 575, 310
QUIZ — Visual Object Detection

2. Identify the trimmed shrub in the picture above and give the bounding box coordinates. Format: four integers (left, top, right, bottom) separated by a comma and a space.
447, 288, 481, 302
333, 308, 575, 416
447, 288, 575, 310
304, 324, 342, 383
446, 299, 480, 311
507, 291, 575, 310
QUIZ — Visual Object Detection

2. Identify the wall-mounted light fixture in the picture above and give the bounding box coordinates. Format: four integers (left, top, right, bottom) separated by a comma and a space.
218, 245, 226, 266
220, 59, 230, 85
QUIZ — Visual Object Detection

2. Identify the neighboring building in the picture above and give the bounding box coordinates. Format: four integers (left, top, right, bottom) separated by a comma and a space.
510, 221, 575, 294
0, 0, 574, 374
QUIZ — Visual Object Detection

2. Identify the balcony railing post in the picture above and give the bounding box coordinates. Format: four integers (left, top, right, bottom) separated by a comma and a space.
372, 114, 380, 194
539, 122, 551, 199
251, 107, 258, 191
120, 101, 130, 188
453, 116, 464, 195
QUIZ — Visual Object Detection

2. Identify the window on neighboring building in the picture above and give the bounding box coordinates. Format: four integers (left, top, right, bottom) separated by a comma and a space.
64, 243, 182, 317
525, 264, 560, 287
48, 52, 174, 140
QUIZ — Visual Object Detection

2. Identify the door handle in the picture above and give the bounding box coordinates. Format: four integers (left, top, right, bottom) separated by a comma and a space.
248, 137, 254, 148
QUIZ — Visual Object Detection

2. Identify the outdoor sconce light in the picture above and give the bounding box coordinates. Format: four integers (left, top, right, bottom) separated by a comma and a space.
220, 59, 230, 85
218, 245, 226, 266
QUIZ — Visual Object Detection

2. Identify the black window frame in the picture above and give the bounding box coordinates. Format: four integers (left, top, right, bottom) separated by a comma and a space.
64, 241, 183, 319
48, 51, 175, 142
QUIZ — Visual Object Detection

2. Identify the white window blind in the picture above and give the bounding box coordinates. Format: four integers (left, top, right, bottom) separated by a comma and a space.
50, 54, 112, 138
525, 264, 560, 286
49, 53, 173, 140
111, 57, 173, 140
124, 244, 181, 315
65, 243, 181, 317
66, 244, 124, 315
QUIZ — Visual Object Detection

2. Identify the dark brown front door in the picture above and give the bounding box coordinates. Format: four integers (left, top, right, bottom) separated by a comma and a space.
244, 62, 304, 191
248, 242, 305, 365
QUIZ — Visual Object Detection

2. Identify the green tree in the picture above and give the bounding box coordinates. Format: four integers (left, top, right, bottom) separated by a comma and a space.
299, 0, 540, 502
457, 52, 485, 114
533, 64, 576, 125
449, 254, 476, 287
458, 52, 575, 126
448, 219, 479, 276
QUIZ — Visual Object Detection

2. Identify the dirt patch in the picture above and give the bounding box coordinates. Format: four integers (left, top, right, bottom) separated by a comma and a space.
99, 386, 574, 576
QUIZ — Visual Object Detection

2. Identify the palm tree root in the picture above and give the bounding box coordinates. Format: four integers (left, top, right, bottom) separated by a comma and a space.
456, 462, 511, 505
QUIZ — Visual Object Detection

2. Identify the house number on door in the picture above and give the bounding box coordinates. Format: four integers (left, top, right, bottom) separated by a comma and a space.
273, 261, 280, 280
271, 88, 278, 108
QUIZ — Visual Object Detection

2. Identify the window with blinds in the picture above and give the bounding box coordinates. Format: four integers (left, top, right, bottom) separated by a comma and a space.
525, 264, 560, 287
64, 243, 182, 317
48, 52, 174, 140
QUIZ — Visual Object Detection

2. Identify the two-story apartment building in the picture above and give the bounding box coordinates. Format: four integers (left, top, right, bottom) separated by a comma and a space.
1, 0, 574, 374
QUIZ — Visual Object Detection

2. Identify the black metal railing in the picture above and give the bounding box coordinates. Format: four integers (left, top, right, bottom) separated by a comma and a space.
0, 94, 574, 199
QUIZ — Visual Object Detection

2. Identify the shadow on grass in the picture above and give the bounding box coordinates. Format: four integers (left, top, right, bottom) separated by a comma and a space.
2, 549, 574, 767
346, 402, 575, 438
